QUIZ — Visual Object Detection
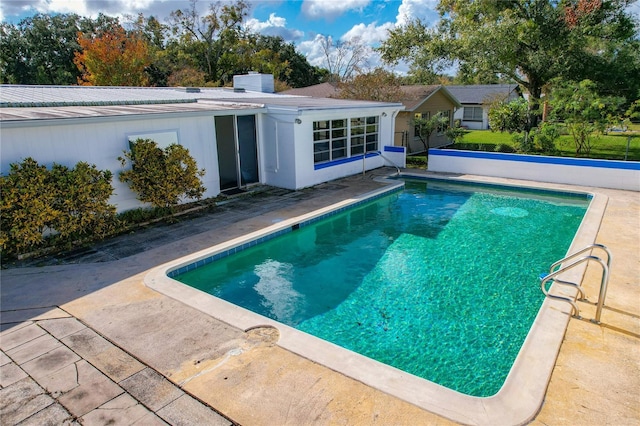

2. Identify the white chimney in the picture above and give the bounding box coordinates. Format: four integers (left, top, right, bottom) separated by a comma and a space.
233, 72, 275, 93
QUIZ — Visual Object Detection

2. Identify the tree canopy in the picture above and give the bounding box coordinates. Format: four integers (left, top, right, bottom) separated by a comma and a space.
379, 0, 640, 125
1, 1, 323, 89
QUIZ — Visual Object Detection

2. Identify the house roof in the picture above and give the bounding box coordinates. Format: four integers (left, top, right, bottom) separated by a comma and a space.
396, 85, 461, 111
280, 83, 340, 98
281, 83, 459, 112
445, 84, 519, 105
0, 85, 402, 123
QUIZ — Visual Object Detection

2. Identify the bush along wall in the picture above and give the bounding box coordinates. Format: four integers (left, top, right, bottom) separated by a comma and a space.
0, 158, 117, 258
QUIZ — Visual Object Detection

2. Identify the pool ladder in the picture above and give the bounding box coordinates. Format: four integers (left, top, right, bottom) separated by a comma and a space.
539, 244, 612, 323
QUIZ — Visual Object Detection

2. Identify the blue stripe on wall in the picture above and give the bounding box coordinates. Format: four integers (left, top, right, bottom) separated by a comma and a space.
314, 152, 379, 170
428, 149, 640, 171
384, 146, 405, 153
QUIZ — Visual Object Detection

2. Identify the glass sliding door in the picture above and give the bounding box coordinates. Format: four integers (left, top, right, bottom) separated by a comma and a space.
215, 115, 238, 191
215, 114, 259, 191
237, 115, 259, 186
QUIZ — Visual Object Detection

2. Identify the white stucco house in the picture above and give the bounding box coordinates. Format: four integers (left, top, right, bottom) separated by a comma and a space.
0, 74, 405, 212
447, 84, 520, 130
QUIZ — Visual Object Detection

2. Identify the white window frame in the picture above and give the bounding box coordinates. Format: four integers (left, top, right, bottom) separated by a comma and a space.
312, 116, 379, 164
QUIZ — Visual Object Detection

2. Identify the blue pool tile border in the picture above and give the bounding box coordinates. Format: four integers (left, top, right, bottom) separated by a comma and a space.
384, 145, 405, 153
314, 152, 379, 170
168, 185, 404, 278
398, 174, 592, 201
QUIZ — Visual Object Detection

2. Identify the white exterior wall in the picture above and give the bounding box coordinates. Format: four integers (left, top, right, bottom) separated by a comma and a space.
1, 114, 221, 212
259, 112, 298, 189
291, 107, 402, 189
454, 104, 488, 130
428, 149, 640, 191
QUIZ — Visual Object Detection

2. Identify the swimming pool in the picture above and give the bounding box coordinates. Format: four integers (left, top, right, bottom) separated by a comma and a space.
146, 175, 604, 424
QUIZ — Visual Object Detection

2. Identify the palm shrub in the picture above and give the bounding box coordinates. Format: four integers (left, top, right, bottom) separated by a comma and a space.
118, 139, 206, 209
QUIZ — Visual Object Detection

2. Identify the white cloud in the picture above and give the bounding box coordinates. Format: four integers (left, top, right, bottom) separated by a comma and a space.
301, 0, 370, 21
396, 0, 439, 27
245, 12, 304, 41
341, 21, 394, 45
297, 34, 329, 67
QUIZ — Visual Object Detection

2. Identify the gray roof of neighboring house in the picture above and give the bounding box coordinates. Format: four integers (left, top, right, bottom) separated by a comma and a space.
280, 83, 340, 98
0, 85, 401, 122
397, 85, 461, 111
445, 84, 519, 105
281, 83, 459, 111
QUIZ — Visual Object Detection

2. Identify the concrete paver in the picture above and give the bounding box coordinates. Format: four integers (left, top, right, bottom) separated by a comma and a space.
57, 360, 124, 417
0, 171, 638, 425
156, 394, 231, 426
38, 318, 86, 340
120, 368, 184, 412
79, 393, 154, 426
61, 328, 145, 383
16, 403, 76, 426
0, 362, 28, 387
5, 334, 62, 364
20, 346, 81, 380
0, 324, 47, 351
0, 377, 55, 424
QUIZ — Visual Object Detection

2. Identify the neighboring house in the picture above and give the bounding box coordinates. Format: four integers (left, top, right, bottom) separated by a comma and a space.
394, 85, 461, 153
282, 83, 461, 154
447, 84, 520, 130
0, 74, 405, 212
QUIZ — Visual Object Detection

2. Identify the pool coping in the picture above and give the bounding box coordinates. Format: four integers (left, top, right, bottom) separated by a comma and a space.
144, 173, 607, 426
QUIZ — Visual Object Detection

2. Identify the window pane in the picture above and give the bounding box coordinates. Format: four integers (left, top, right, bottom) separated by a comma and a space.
314, 130, 330, 141
366, 134, 378, 143
314, 120, 329, 131
351, 117, 365, 126
366, 124, 378, 133
366, 142, 378, 151
314, 152, 330, 163
351, 145, 364, 155
332, 119, 346, 128
351, 126, 364, 135
332, 148, 346, 159
314, 142, 329, 152
332, 129, 346, 138
366, 116, 378, 124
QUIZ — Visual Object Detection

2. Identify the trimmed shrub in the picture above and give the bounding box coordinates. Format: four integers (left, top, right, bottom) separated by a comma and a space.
0, 158, 117, 256
119, 139, 206, 209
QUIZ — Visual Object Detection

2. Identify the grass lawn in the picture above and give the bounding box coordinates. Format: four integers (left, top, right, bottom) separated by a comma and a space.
450, 128, 640, 162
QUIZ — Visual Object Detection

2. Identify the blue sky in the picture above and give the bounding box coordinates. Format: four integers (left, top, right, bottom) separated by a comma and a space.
1, 1, 638, 74
0, 0, 442, 71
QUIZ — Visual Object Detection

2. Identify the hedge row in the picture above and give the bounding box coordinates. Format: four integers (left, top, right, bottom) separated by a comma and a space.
0, 158, 117, 256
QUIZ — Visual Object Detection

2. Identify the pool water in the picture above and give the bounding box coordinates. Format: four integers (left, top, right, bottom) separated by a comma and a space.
175, 178, 589, 397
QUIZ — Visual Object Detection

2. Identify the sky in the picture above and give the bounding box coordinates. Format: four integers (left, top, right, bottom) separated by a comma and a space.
0, 0, 443, 72
1, 1, 638, 75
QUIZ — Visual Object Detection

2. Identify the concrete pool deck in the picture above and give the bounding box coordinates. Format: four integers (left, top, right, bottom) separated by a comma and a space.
1, 169, 638, 425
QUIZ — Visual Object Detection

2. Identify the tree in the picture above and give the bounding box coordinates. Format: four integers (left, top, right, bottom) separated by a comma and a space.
414, 113, 451, 152
1, 14, 83, 85
319, 35, 370, 82
75, 24, 152, 86
168, 0, 250, 85
119, 139, 206, 209
379, 0, 639, 127
548, 79, 625, 155
335, 68, 403, 102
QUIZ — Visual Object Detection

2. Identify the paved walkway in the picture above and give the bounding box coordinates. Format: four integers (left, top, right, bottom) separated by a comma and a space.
1, 308, 230, 425
1, 169, 638, 425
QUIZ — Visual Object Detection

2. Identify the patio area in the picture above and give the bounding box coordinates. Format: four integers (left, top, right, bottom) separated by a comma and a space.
1, 169, 638, 425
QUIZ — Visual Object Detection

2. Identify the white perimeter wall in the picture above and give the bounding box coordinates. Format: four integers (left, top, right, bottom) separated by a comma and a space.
428, 149, 640, 191
1, 114, 221, 212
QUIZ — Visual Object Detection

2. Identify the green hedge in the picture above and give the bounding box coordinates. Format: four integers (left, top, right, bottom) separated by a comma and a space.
0, 158, 117, 256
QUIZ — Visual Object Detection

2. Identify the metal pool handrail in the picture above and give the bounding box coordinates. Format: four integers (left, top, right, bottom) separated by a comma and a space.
362, 150, 401, 176
540, 244, 612, 323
